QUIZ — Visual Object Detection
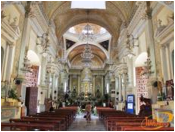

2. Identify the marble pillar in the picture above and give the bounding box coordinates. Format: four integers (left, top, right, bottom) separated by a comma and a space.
122, 73, 127, 102
93, 76, 96, 96
165, 44, 172, 80
52, 74, 56, 100
118, 74, 122, 102
160, 46, 167, 81
2, 44, 9, 81
78, 75, 81, 95
39, 57, 46, 86
47, 73, 52, 98
17, 2, 35, 76
145, 6, 157, 78
115, 76, 119, 109
5, 44, 15, 82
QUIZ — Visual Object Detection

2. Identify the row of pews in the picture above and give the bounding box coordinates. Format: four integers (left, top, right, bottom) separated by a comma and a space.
1, 106, 77, 131
97, 107, 174, 131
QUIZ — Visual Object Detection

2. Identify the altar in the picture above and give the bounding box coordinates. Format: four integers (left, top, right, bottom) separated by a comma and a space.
152, 101, 174, 127
80, 67, 93, 95
1, 98, 21, 122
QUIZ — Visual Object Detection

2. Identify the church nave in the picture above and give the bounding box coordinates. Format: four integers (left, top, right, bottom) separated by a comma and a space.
1, 1, 174, 131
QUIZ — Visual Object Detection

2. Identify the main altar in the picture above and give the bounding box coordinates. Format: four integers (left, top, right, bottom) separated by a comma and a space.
80, 67, 93, 96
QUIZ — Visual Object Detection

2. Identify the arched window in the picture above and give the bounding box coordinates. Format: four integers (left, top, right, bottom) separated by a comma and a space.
1, 47, 4, 71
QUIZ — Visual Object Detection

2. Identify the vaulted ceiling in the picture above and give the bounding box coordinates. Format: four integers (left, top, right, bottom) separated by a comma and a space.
42, 1, 137, 43
41, 1, 137, 68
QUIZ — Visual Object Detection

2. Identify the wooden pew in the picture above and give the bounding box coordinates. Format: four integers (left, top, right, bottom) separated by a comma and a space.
121, 126, 174, 131
9, 118, 61, 131
1, 122, 55, 131
2, 106, 78, 131
21, 116, 67, 130
107, 118, 143, 131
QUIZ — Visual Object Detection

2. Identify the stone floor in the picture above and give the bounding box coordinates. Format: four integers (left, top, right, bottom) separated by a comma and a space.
68, 113, 106, 131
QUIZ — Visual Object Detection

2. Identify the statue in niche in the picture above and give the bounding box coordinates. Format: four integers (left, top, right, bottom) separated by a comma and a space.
96, 88, 101, 99
71, 87, 77, 98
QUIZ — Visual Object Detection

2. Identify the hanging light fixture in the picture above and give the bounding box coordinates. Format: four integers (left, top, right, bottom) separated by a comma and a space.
80, 10, 94, 67
81, 44, 94, 67
79, 10, 96, 42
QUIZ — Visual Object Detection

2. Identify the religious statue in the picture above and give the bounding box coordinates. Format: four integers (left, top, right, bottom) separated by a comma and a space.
81, 68, 93, 94
71, 88, 77, 98
95, 89, 101, 99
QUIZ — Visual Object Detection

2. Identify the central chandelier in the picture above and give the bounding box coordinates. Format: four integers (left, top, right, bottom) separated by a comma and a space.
81, 44, 94, 67
79, 24, 96, 42
79, 10, 96, 42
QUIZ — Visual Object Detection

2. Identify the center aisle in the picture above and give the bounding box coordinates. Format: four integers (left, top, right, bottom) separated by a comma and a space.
68, 114, 106, 131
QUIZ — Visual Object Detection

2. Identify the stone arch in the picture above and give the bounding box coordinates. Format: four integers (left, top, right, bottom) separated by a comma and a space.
49, 1, 127, 22
27, 50, 41, 66
66, 42, 109, 60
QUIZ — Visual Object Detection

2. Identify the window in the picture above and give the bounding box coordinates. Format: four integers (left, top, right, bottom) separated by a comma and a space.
71, 1, 106, 9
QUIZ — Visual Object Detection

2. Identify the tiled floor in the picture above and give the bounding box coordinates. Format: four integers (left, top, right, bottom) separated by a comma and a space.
68, 113, 106, 131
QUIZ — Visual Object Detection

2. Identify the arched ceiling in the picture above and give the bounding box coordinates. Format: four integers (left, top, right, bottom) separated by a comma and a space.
42, 1, 136, 43
41, 1, 136, 68
68, 45, 106, 65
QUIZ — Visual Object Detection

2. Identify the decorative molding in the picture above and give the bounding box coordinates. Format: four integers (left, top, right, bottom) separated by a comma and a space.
1, 20, 21, 43
155, 20, 174, 45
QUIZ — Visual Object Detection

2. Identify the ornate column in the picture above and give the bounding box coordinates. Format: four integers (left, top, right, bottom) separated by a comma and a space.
17, 2, 33, 75
105, 74, 110, 94
2, 44, 9, 81
118, 72, 122, 102
78, 75, 81, 95
51, 73, 56, 100
115, 71, 119, 109
160, 45, 168, 81
165, 43, 172, 80
39, 57, 47, 87
122, 67, 128, 102
63, 72, 68, 93
144, 2, 157, 77
5, 44, 15, 82
46, 72, 52, 98
93, 75, 96, 96
101, 76, 104, 96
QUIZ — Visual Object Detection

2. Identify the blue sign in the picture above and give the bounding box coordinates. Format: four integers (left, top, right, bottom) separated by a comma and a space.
126, 94, 135, 114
